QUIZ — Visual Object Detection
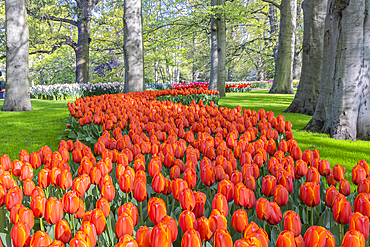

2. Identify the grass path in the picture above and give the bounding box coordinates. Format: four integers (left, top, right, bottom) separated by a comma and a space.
219, 90, 370, 181
0, 99, 73, 160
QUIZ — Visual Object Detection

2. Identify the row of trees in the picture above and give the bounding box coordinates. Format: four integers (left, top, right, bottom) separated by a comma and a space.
2, 0, 369, 141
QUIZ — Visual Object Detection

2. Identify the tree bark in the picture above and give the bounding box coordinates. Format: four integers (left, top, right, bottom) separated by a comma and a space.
269, 0, 297, 94
304, 0, 370, 141
2, 0, 33, 111
75, 0, 92, 84
292, 0, 303, 80
285, 0, 328, 114
123, 0, 145, 92
192, 36, 199, 82
208, 0, 226, 97
269, 4, 278, 65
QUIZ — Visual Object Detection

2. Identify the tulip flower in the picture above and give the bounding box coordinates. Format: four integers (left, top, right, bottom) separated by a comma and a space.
150, 222, 172, 247
179, 210, 197, 233
45, 197, 63, 225
89, 208, 106, 235
48, 240, 65, 247
333, 195, 352, 225
213, 229, 233, 247
23, 179, 35, 197
276, 231, 296, 247
349, 212, 369, 240
306, 167, 320, 183
243, 222, 269, 247
358, 178, 370, 194
136, 226, 152, 247
11, 221, 31, 247
283, 211, 301, 237
333, 164, 345, 181
354, 193, 370, 218
147, 197, 167, 224
267, 202, 282, 225
193, 191, 206, 218
59, 170, 72, 190
234, 183, 250, 207
212, 193, 228, 217
5, 186, 23, 211
326, 173, 337, 187
74, 198, 85, 219
218, 179, 235, 202
231, 209, 248, 234
353, 165, 367, 185
196, 217, 213, 242
30, 230, 52, 247
115, 212, 134, 239
17, 207, 35, 229
341, 230, 365, 247
182, 229, 202, 247
261, 175, 276, 198
96, 197, 110, 218
171, 178, 188, 201
62, 191, 80, 215
295, 160, 308, 179
55, 219, 72, 244
325, 186, 339, 208
183, 168, 197, 189
303, 226, 335, 247
79, 221, 97, 247
152, 173, 165, 194
256, 198, 270, 222
118, 202, 139, 226
274, 185, 289, 206
300, 182, 320, 207
338, 179, 351, 196
201, 164, 215, 187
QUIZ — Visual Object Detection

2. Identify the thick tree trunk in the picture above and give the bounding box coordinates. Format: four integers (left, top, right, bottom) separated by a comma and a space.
292, 0, 303, 80
304, 0, 370, 141
285, 0, 328, 114
269, 4, 278, 65
123, 0, 145, 92
208, 0, 226, 97
192, 37, 198, 82
2, 0, 33, 111
269, 0, 296, 94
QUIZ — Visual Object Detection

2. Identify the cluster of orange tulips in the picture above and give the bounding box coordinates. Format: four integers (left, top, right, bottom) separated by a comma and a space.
0, 88, 369, 247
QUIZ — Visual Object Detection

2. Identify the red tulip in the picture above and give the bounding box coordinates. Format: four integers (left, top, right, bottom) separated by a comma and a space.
45, 197, 63, 225
148, 197, 167, 224
276, 230, 296, 247
195, 217, 213, 242
6, 186, 23, 211
150, 222, 171, 247
118, 202, 139, 226
136, 226, 152, 247
133, 179, 147, 202
354, 193, 370, 218
161, 215, 178, 242
256, 198, 270, 221
295, 160, 308, 179
332, 195, 352, 225
115, 212, 134, 239
338, 179, 351, 196
303, 226, 335, 247
267, 202, 282, 225
212, 193, 228, 217
62, 191, 80, 215
358, 178, 370, 194
243, 222, 269, 247
349, 212, 369, 240
171, 178, 188, 201
193, 191, 206, 218
218, 179, 235, 202
152, 173, 165, 194
274, 185, 289, 206
182, 228, 202, 247
333, 165, 345, 181
318, 159, 331, 177
179, 210, 197, 233
89, 209, 106, 235
30, 230, 52, 247
341, 230, 365, 247
306, 167, 320, 184
353, 165, 367, 185
325, 186, 339, 208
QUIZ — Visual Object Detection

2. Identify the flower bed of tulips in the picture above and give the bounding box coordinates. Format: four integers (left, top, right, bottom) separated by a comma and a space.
30, 82, 125, 100
1, 87, 370, 247
171, 82, 252, 93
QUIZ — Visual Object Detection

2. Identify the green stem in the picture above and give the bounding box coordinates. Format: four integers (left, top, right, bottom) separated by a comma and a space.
241, 231, 244, 239
263, 220, 266, 230
72, 214, 75, 236
166, 196, 169, 211
96, 185, 100, 198
311, 206, 314, 226
0, 207, 2, 232
126, 193, 128, 204
339, 224, 342, 245
40, 218, 44, 232
140, 201, 144, 226
306, 206, 309, 224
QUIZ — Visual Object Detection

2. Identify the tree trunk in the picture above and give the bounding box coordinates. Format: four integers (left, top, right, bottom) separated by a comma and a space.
292, 0, 303, 80
285, 0, 328, 115
155, 60, 159, 84
269, 0, 297, 94
75, 0, 94, 84
123, 0, 144, 92
269, 4, 279, 65
2, 0, 33, 111
208, 0, 226, 97
304, 0, 370, 141
192, 36, 198, 82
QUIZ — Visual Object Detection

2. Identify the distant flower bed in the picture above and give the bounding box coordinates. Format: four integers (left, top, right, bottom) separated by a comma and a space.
30, 82, 125, 100
171, 82, 252, 93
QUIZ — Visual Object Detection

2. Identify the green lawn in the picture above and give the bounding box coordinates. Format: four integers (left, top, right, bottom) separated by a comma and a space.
219, 90, 370, 182
0, 99, 73, 160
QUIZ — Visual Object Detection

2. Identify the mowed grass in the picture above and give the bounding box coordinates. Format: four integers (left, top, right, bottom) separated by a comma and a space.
0, 99, 73, 160
219, 90, 370, 182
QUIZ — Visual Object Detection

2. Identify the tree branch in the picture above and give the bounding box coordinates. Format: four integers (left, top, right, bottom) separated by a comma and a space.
261, 0, 281, 10
27, 8, 78, 26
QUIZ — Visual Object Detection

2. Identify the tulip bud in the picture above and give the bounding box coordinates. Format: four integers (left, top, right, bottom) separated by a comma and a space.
274, 185, 289, 206
179, 210, 197, 233
300, 182, 320, 207
231, 209, 248, 233
332, 195, 352, 225
11, 221, 31, 247
341, 230, 365, 247
213, 229, 233, 247
283, 211, 301, 237
276, 230, 296, 247
30, 230, 52, 247
115, 212, 134, 239
55, 219, 72, 244
339, 179, 351, 196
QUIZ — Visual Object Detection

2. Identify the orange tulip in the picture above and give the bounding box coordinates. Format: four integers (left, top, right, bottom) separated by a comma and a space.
133, 179, 147, 202
147, 197, 167, 224
171, 178, 188, 201
23, 179, 35, 197
302, 149, 313, 165
72, 177, 86, 198
6, 186, 23, 211
30, 230, 52, 247
303, 226, 335, 247
231, 209, 248, 233
152, 173, 165, 194
89, 208, 106, 235
59, 170, 72, 190
17, 207, 35, 229
349, 212, 369, 240
300, 182, 320, 207
256, 198, 270, 221
332, 195, 352, 225
101, 181, 115, 202
201, 164, 215, 187
96, 197, 110, 218
234, 183, 249, 207
341, 230, 365, 247
62, 191, 80, 215
267, 202, 282, 225
318, 159, 331, 177
74, 198, 85, 219
295, 160, 308, 178
212, 193, 228, 217
276, 231, 296, 247
161, 215, 178, 242
183, 168, 197, 189
11, 159, 23, 177
179, 210, 197, 233
213, 229, 233, 247
69, 237, 89, 247
119, 170, 134, 194
338, 179, 351, 196
11, 221, 31, 247
136, 226, 152, 247
261, 175, 276, 198
193, 191, 206, 218
150, 222, 172, 247
45, 197, 63, 225
358, 178, 370, 194
243, 222, 269, 247
283, 211, 301, 237
195, 217, 213, 242
79, 221, 97, 247
47, 240, 65, 247
306, 167, 320, 184
182, 229, 202, 247
353, 165, 367, 185
55, 219, 72, 244
274, 185, 289, 206
38, 169, 50, 189
325, 186, 339, 208
118, 202, 139, 227
326, 173, 337, 187
333, 165, 345, 181
115, 212, 134, 239
179, 188, 196, 211
217, 179, 234, 202
354, 193, 370, 217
